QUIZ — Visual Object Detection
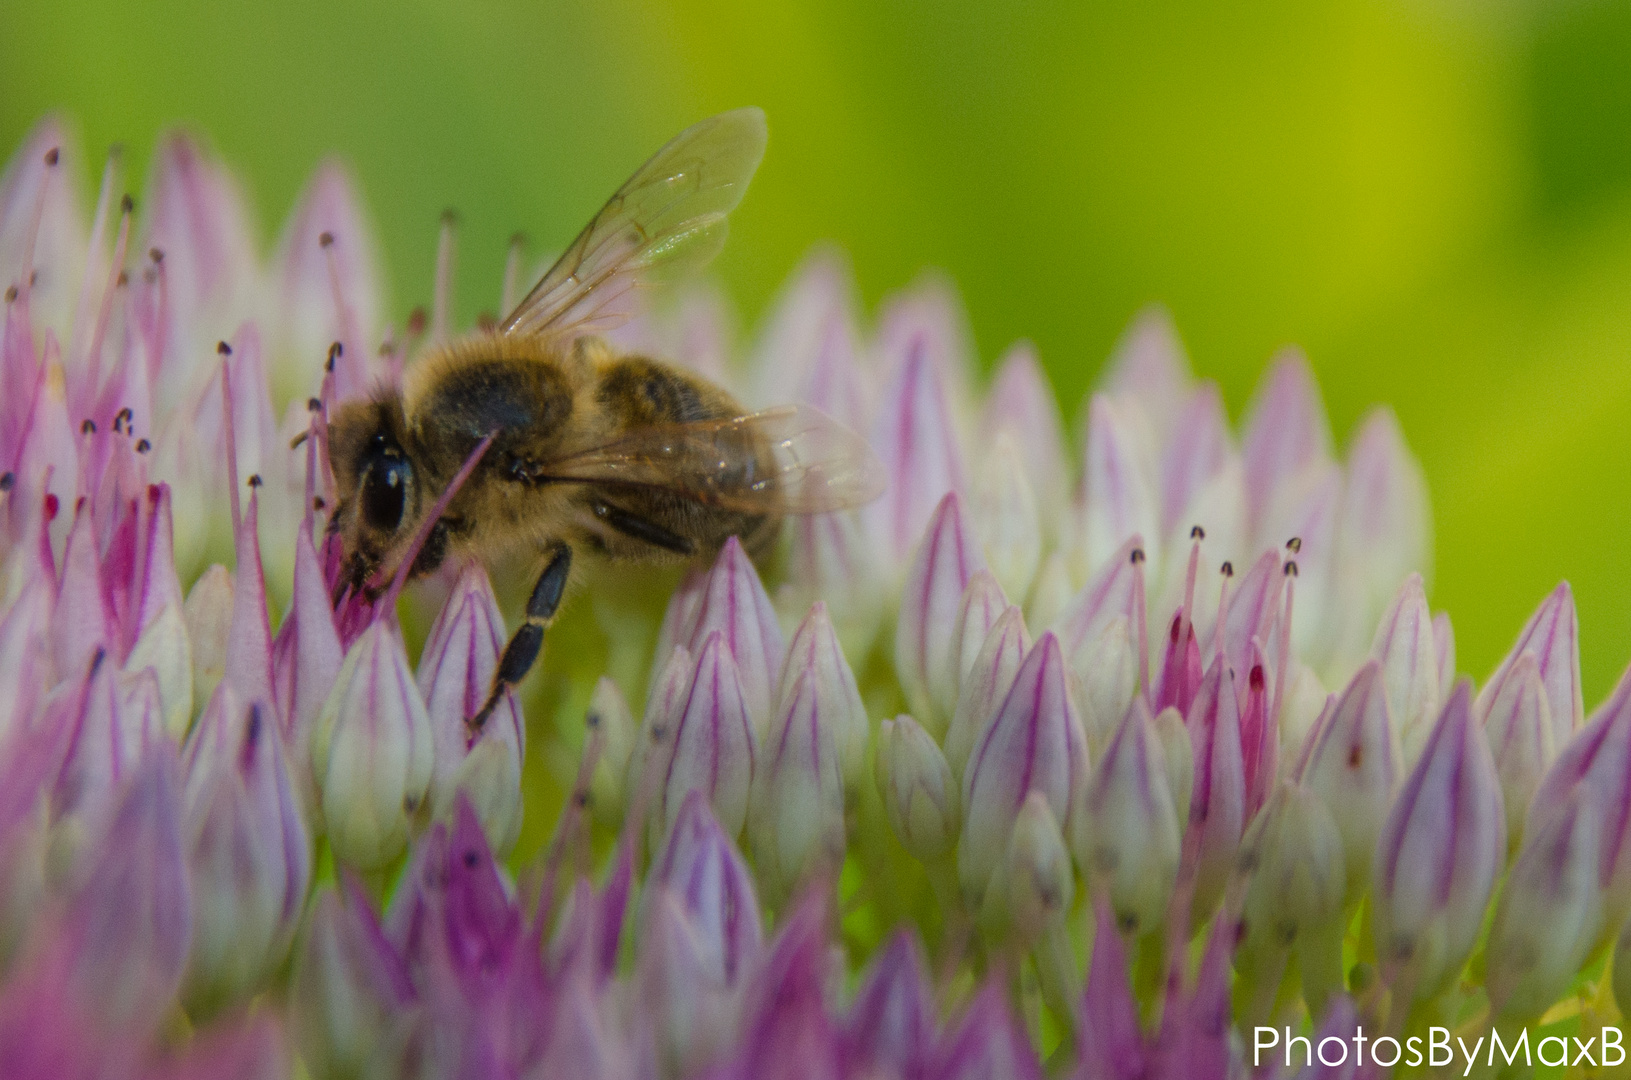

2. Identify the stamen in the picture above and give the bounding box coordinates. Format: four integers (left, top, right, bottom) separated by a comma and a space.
1271, 558, 1297, 733
433, 209, 457, 342
1179, 526, 1202, 646
15, 146, 59, 302
376, 432, 496, 614
1214, 561, 1235, 666
1130, 545, 1151, 697
82, 192, 133, 389
501, 231, 525, 317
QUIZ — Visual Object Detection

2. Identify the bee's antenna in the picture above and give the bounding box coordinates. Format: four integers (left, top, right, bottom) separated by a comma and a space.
374, 430, 497, 617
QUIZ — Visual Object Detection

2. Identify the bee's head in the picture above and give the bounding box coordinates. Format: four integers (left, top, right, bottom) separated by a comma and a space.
327, 394, 419, 597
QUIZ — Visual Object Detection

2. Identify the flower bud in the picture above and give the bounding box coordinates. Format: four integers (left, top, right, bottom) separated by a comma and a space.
971, 434, 1042, 602
1072, 698, 1181, 937
896, 492, 988, 735
777, 601, 868, 786
877, 715, 960, 862
1477, 581, 1582, 746
639, 887, 741, 1076
1238, 781, 1346, 956
1075, 394, 1160, 584
271, 518, 341, 809
1072, 614, 1138, 759
51, 500, 112, 678
944, 604, 1030, 781
1080, 893, 1147, 1080
842, 930, 936, 1079
63, 747, 192, 1033
1152, 705, 1193, 828
649, 789, 764, 988
951, 569, 1007, 698
997, 791, 1073, 943
311, 620, 434, 870
1485, 785, 1603, 1021
680, 536, 784, 734
980, 342, 1068, 531
1483, 651, 1553, 855
1295, 661, 1399, 904
749, 664, 847, 902
1335, 407, 1430, 640
1240, 348, 1331, 526
290, 883, 416, 1080
124, 600, 193, 742
223, 480, 274, 710
784, 509, 883, 655
936, 980, 1043, 1080
864, 328, 967, 564
626, 643, 692, 818
959, 631, 1087, 906
585, 676, 636, 827
1185, 658, 1246, 922
1371, 678, 1504, 1001
651, 632, 757, 843
1370, 572, 1440, 761
53, 648, 159, 820
416, 562, 522, 852
180, 696, 311, 1012
182, 564, 233, 724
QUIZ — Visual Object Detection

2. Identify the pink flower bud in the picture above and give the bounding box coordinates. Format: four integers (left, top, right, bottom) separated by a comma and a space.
747, 247, 865, 416
877, 715, 960, 862
864, 329, 967, 564
960, 631, 1087, 906
1336, 408, 1430, 626
980, 342, 1067, 529
415, 562, 521, 853
52, 499, 112, 678
311, 620, 434, 870
681, 536, 784, 734
971, 435, 1042, 601
777, 601, 868, 786
1237, 781, 1346, 959
1485, 785, 1603, 1021
896, 492, 987, 735
935, 980, 1042, 1080
944, 605, 1030, 781
651, 633, 757, 842
1054, 534, 1146, 667
1483, 651, 1554, 855
639, 888, 743, 1076
1105, 305, 1191, 439
273, 161, 383, 403
290, 883, 415, 1080
1372, 679, 1505, 1000
1240, 348, 1331, 527
270, 518, 340, 814
1369, 573, 1440, 761
1076, 394, 1160, 583
1433, 610, 1456, 696
52, 648, 160, 819
650, 790, 764, 989
63, 747, 192, 1033
749, 662, 848, 901
180, 696, 311, 1012
1073, 698, 1182, 937
626, 643, 691, 819
842, 930, 935, 1079
1477, 581, 1582, 746
950, 569, 1008, 702
1079, 893, 1148, 1080
1185, 658, 1247, 922
1294, 661, 1400, 905
223, 478, 273, 711
998, 791, 1073, 942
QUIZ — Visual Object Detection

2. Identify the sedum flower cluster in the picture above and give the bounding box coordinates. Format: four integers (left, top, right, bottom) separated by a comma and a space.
0, 117, 1623, 1079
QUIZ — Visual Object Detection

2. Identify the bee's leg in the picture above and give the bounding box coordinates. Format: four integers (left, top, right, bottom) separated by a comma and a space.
469, 542, 572, 734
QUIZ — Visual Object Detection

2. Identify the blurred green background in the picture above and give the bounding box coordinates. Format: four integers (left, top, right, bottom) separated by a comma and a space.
3, 0, 1629, 701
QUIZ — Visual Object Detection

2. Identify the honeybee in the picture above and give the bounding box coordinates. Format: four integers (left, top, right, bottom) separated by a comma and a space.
325, 108, 883, 730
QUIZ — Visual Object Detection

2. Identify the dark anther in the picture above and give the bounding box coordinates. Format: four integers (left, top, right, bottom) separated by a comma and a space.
1221, 560, 1234, 576
476, 311, 496, 331
573, 791, 590, 808
1190, 524, 1205, 540
115, 407, 133, 430
586, 709, 602, 730
0, 473, 13, 492
462, 849, 479, 869
1249, 665, 1265, 691
307, 397, 322, 412
80, 419, 96, 434
135, 439, 151, 453
1286, 536, 1302, 553
44, 147, 59, 166
1130, 547, 1146, 564
318, 231, 335, 248
248, 474, 263, 488
217, 340, 232, 355
510, 230, 526, 246
407, 307, 427, 335
149, 247, 164, 263
314, 496, 326, 511
116, 270, 128, 287
441, 207, 458, 224
120, 193, 134, 214
1284, 561, 1299, 578
4, 286, 16, 303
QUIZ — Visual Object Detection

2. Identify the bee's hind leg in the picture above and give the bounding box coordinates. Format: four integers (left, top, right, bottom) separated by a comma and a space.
469, 542, 572, 735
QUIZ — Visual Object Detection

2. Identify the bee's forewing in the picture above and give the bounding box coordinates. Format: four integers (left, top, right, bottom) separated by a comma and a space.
501, 108, 767, 341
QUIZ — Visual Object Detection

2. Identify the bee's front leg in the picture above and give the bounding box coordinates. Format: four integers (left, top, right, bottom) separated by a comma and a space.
469, 542, 572, 735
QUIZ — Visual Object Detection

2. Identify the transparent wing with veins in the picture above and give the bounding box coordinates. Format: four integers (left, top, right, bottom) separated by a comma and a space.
529, 404, 884, 516
501, 108, 767, 342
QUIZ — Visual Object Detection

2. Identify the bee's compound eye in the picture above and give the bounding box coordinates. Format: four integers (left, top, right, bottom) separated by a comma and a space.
361, 455, 410, 532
